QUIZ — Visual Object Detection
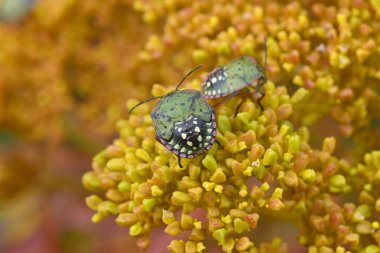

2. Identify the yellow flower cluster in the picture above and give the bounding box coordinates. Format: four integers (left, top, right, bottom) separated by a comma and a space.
134, 0, 380, 159
83, 79, 380, 252
79, 0, 380, 252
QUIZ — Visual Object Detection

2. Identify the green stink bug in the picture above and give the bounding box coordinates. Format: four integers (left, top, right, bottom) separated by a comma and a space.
129, 66, 217, 168
202, 42, 268, 116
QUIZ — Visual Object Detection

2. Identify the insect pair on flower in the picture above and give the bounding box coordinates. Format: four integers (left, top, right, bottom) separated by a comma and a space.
129, 48, 268, 167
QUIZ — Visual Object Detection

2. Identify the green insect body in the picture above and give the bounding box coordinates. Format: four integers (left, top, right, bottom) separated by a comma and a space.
151, 90, 217, 162
202, 55, 267, 99
129, 65, 217, 167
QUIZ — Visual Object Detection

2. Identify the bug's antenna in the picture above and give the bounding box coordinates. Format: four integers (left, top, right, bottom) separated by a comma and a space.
175, 65, 203, 91
128, 96, 162, 114
264, 36, 268, 69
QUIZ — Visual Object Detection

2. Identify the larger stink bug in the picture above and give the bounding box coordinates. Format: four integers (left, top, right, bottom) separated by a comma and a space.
202, 42, 268, 116
129, 66, 217, 168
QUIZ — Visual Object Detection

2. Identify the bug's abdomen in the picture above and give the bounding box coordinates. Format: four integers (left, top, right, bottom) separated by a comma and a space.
159, 114, 216, 158
202, 56, 263, 98
202, 67, 230, 98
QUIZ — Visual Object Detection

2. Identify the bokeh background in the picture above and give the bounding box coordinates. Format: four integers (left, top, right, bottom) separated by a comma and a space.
1, 0, 380, 252
0, 0, 150, 252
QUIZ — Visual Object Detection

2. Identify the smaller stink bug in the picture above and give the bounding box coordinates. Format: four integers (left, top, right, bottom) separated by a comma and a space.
129, 66, 217, 168
202, 40, 268, 116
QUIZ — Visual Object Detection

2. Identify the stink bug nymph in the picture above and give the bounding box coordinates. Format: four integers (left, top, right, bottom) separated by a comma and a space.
202, 40, 268, 116
129, 66, 217, 168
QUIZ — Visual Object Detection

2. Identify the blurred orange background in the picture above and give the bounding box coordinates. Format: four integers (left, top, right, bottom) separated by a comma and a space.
0, 0, 151, 252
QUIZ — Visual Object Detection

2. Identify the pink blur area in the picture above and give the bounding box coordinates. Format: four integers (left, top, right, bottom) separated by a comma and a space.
0, 145, 142, 253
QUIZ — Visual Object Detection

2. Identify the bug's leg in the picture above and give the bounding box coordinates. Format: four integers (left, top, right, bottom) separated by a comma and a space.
234, 88, 251, 118
257, 91, 265, 111
256, 80, 267, 111
177, 156, 183, 168
215, 139, 222, 147
212, 91, 239, 108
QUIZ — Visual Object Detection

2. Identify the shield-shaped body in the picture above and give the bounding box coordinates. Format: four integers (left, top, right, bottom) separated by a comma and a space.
202, 56, 266, 98
151, 90, 217, 159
